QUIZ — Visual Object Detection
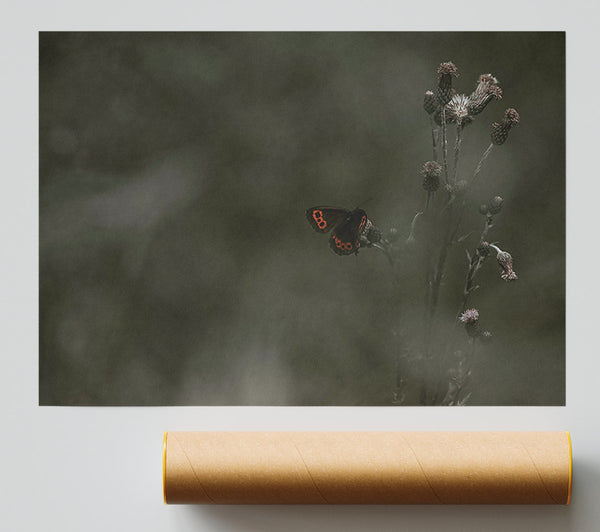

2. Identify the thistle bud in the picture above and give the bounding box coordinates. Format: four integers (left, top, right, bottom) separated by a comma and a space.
490, 244, 518, 281
505, 108, 520, 124
468, 74, 502, 116
421, 161, 442, 192
497, 251, 518, 281
488, 196, 503, 215
477, 241, 491, 257
480, 331, 493, 344
491, 108, 520, 145
423, 90, 437, 115
478, 204, 489, 215
437, 62, 458, 105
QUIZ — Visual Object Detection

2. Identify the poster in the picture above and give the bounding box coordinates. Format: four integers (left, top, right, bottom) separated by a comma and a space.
39, 32, 565, 405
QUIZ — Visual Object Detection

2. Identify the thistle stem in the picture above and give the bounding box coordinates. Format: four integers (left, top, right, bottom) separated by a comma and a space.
429, 116, 438, 161
434, 141, 495, 323
441, 106, 449, 185
459, 217, 493, 316
453, 124, 463, 184
471, 143, 494, 185
407, 211, 423, 244
430, 230, 450, 318
426, 107, 453, 331
464, 219, 491, 303
371, 241, 395, 269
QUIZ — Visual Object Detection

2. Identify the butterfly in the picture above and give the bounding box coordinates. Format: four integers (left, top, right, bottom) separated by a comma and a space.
306, 206, 368, 256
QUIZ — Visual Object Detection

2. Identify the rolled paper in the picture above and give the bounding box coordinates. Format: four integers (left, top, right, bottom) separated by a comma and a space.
163, 431, 572, 505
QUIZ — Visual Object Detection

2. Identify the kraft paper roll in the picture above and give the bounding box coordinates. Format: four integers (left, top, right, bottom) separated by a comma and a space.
163, 431, 572, 505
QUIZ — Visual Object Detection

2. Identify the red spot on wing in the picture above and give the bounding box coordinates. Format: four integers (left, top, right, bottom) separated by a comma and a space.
332, 233, 356, 253
312, 210, 327, 229
358, 215, 367, 233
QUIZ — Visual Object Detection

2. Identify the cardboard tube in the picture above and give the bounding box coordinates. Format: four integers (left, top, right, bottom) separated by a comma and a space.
163, 431, 572, 505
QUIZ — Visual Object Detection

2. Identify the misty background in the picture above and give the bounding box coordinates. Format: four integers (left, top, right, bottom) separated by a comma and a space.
39, 32, 564, 405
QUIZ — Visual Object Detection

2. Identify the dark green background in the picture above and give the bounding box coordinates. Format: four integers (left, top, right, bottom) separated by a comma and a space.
39, 32, 565, 405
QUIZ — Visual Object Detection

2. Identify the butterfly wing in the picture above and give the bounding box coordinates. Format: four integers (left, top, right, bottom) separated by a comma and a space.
329, 209, 367, 255
305, 206, 349, 234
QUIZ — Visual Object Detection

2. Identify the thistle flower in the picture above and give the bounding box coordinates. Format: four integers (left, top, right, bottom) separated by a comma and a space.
489, 244, 518, 281
437, 62, 458, 105
468, 74, 502, 116
459, 308, 479, 324
459, 308, 480, 337
423, 90, 437, 115
421, 161, 442, 192
446, 94, 473, 126
491, 108, 520, 145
